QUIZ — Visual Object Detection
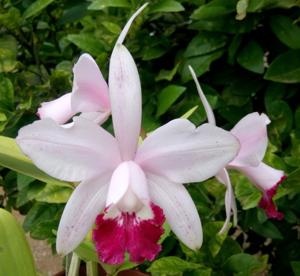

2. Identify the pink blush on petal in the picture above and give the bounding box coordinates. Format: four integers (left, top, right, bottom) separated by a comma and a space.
258, 175, 286, 220
92, 203, 165, 265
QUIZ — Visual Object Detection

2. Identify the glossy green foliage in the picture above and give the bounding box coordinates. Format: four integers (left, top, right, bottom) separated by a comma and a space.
0, 208, 37, 276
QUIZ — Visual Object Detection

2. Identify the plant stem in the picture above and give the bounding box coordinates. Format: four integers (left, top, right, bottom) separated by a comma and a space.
68, 253, 81, 276
86, 261, 98, 276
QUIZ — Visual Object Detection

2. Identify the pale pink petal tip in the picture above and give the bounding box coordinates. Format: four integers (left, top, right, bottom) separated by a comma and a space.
259, 175, 286, 220
92, 203, 165, 265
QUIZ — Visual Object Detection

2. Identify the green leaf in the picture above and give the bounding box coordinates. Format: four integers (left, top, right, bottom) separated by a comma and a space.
142, 46, 167, 61
270, 15, 300, 49
191, 0, 236, 20
0, 35, 18, 73
57, 3, 89, 25
0, 208, 37, 276
190, 14, 259, 34
23, 202, 63, 239
67, 34, 107, 56
23, 0, 56, 19
17, 181, 45, 207
17, 173, 35, 190
227, 34, 243, 64
155, 63, 180, 82
295, 107, 300, 129
284, 168, 300, 194
35, 183, 72, 203
264, 83, 286, 111
215, 237, 242, 266
204, 221, 230, 257
237, 40, 264, 73
184, 32, 228, 58
247, 0, 300, 12
291, 261, 300, 275
180, 105, 199, 119
234, 173, 261, 210
265, 50, 300, 83
149, 0, 185, 13
0, 112, 7, 132
0, 75, 14, 110
88, 0, 130, 10
223, 253, 268, 275
156, 85, 186, 117
148, 256, 203, 274
75, 240, 99, 263
0, 136, 71, 188
0, 7, 22, 30
268, 100, 293, 136
252, 220, 284, 239
181, 50, 225, 82
101, 21, 121, 35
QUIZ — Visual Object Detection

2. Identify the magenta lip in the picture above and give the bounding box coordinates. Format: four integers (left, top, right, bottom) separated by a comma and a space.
258, 175, 286, 220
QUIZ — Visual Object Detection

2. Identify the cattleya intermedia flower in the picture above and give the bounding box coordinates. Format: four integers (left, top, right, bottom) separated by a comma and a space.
16, 5, 240, 265
37, 53, 111, 125
189, 66, 285, 232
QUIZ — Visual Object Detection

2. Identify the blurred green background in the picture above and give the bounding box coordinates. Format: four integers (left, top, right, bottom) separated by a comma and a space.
1, 0, 300, 275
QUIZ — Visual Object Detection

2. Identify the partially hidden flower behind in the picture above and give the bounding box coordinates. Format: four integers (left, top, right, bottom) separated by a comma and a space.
189, 66, 285, 233
37, 51, 110, 126
16, 5, 240, 265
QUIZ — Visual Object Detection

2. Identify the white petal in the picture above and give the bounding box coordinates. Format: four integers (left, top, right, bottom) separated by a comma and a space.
188, 65, 216, 125
116, 3, 149, 45
109, 44, 141, 160
147, 173, 202, 250
37, 93, 75, 124
56, 174, 110, 254
232, 162, 285, 192
216, 168, 237, 234
230, 112, 270, 167
71, 53, 110, 113
136, 119, 240, 183
106, 161, 149, 210
16, 117, 121, 182
79, 111, 111, 125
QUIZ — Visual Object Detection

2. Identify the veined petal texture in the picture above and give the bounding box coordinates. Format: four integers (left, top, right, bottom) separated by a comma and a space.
136, 119, 240, 183
16, 117, 121, 182
109, 44, 142, 161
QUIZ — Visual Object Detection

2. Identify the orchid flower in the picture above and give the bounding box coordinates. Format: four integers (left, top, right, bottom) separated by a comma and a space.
37, 52, 110, 125
16, 5, 240, 265
189, 66, 285, 233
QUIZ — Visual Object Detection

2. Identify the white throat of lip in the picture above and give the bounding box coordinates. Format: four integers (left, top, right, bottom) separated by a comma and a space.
117, 186, 143, 213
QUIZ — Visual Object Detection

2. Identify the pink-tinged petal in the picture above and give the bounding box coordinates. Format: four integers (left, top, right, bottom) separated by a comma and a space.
136, 119, 240, 183
37, 93, 74, 124
147, 173, 202, 250
16, 117, 121, 182
106, 161, 149, 210
109, 44, 141, 161
189, 65, 216, 125
116, 3, 149, 45
92, 203, 165, 265
71, 54, 110, 113
79, 111, 111, 125
216, 168, 237, 234
233, 162, 285, 220
230, 113, 270, 167
56, 174, 110, 255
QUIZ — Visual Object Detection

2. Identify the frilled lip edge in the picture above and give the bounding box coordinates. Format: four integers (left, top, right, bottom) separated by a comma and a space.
92, 203, 165, 265
258, 175, 286, 220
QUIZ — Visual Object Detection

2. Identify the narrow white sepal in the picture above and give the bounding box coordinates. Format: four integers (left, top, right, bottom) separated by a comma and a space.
189, 65, 216, 125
